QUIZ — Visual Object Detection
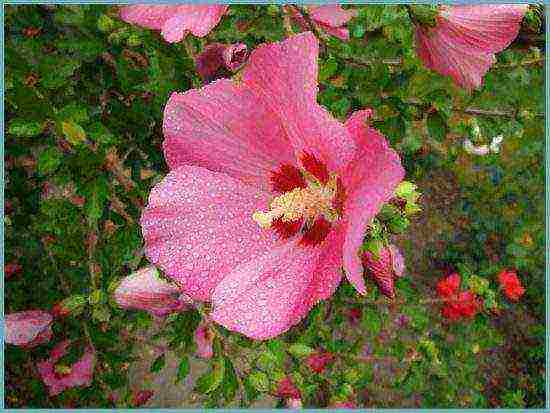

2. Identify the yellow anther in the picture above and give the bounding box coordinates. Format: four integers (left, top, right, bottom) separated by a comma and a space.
252, 177, 339, 229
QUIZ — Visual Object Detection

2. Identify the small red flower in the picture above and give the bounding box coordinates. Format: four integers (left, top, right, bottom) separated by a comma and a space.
275, 376, 300, 400
436, 272, 461, 298
497, 269, 525, 301
442, 290, 479, 321
305, 351, 334, 374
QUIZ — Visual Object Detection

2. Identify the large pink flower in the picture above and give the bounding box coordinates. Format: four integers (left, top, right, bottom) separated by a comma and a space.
37, 340, 95, 396
415, 5, 528, 90
286, 5, 358, 41
141, 32, 404, 339
114, 266, 190, 317
5, 310, 53, 348
120, 4, 229, 43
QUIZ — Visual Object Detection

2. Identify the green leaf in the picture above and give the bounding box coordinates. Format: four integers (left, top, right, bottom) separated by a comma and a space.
222, 358, 239, 403
256, 351, 278, 372
62, 120, 87, 146
37, 147, 63, 175
288, 343, 314, 357
352, 23, 366, 38
150, 354, 166, 373
319, 57, 338, 81
81, 177, 109, 224
427, 111, 447, 142
195, 358, 225, 394
175, 357, 190, 384
247, 371, 269, 393
8, 119, 43, 137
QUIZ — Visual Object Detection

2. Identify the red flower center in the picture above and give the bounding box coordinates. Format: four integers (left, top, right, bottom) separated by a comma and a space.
253, 152, 346, 247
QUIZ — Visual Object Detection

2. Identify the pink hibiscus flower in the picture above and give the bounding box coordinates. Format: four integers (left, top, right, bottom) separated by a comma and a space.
140, 32, 404, 339
114, 266, 191, 317
415, 5, 528, 90
37, 340, 95, 396
286, 5, 358, 41
119, 4, 229, 43
5, 310, 53, 348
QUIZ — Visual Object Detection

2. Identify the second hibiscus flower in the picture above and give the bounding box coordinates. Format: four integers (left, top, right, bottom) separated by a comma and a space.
140, 32, 404, 339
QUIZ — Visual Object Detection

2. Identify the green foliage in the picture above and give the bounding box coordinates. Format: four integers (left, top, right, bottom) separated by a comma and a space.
5, 4, 544, 409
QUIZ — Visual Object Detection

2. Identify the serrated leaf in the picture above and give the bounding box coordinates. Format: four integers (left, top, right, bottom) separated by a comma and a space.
175, 357, 190, 384
222, 358, 239, 403
82, 177, 109, 224
62, 121, 86, 146
150, 354, 165, 373
256, 351, 278, 372
195, 358, 225, 394
319, 57, 338, 81
247, 371, 269, 393
427, 111, 447, 142
8, 119, 43, 137
37, 147, 62, 175
288, 343, 314, 357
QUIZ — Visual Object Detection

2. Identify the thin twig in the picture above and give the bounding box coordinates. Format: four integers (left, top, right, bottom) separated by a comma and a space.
494, 57, 545, 68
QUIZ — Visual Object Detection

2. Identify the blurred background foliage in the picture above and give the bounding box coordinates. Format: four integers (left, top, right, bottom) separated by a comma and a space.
4, 4, 545, 408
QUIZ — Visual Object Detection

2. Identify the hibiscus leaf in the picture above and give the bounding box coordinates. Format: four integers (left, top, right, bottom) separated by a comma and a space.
61, 120, 87, 146
195, 358, 225, 394
288, 343, 314, 358
175, 357, 189, 384
8, 119, 43, 137
222, 358, 239, 403
37, 147, 63, 175
247, 371, 269, 393
150, 354, 165, 373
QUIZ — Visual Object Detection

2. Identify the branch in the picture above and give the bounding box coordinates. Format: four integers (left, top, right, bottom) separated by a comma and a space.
494, 57, 545, 68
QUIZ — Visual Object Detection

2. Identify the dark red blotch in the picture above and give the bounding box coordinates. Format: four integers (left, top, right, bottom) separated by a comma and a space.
300, 152, 329, 184
300, 216, 332, 247
270, 164, 307, 193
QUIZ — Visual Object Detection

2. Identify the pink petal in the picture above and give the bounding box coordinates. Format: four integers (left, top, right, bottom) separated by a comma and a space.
194, 322, 214, 359
317, 23, 350, 41
37, 340, 95, 396
416, 5, 527, 90
120, 5, 184, 31
141, 166, 279, 302
114, 266, 189, 317
161, 5, 229, 42
211, 227, 344, 340
241, 32, 356, 171
440, 5, 527, 52
163, 80, 296, 189
340, 110, 405, 294
5, 310, 53, 347
120, 5, 228, 43
309, 5, 358, 27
